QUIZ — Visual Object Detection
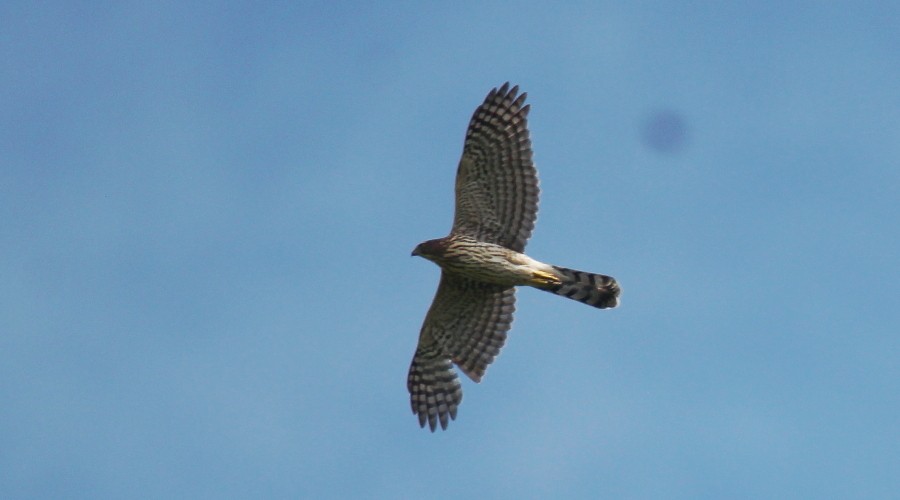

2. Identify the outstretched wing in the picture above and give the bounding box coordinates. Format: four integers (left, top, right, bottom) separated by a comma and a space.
451, 83, 539, 253
408, 273, 516, 431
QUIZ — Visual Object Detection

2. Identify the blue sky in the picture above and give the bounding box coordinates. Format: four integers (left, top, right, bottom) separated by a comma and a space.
2, 2, 898, 498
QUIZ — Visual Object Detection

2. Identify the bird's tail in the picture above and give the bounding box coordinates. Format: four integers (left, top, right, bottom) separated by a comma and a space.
542, 266, 620, 309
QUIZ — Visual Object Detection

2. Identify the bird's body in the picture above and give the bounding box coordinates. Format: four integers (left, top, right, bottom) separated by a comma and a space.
409, 83, 620, 431
413, 236, 555, 288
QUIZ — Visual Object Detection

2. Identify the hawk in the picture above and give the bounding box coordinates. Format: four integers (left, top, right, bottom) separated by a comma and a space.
408, 83, 620, 431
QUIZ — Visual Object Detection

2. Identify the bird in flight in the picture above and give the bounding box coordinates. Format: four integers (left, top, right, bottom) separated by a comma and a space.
409, 83, 620, 431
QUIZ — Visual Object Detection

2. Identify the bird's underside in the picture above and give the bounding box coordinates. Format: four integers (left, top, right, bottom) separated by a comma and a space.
408, 83, 620, 431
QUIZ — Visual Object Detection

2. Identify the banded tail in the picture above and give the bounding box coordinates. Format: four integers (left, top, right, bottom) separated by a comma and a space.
543, 266, 620, 309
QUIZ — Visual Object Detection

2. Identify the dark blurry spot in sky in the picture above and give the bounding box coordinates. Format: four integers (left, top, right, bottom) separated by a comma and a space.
641, 109, 688, 155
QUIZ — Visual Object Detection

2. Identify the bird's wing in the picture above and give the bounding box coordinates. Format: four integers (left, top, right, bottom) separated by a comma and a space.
408, 272, 516, 431
451, 83, 539, 252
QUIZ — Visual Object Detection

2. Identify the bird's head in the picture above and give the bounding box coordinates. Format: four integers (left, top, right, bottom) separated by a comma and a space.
411, 238, 447, 261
